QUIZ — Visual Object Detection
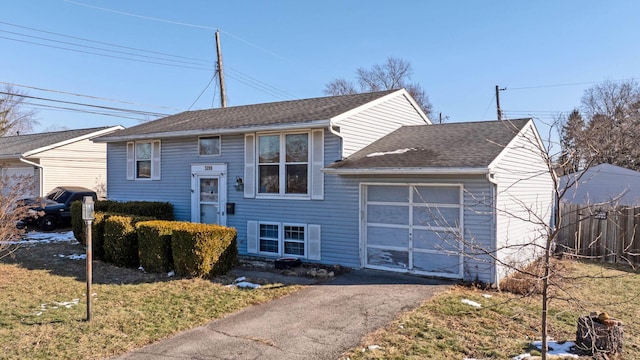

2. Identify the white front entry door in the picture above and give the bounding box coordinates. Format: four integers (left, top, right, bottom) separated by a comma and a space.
191, 164, 227, 225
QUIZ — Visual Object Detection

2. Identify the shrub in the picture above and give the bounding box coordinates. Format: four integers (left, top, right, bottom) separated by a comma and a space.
70, 201, 85, 245
103, 215, 153, 268
97, 200, 174, 220
136, 220, 175, 273
91, 212, 111, 261
171, 223, 237, 278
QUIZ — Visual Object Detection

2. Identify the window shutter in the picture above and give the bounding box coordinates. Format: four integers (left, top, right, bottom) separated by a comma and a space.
310, 129, 324, 200
151, 140, 161, 180
307, 224, 321, 260
126, 142, 134, 180
244, 134, 256, 198
246, 220, 258, 254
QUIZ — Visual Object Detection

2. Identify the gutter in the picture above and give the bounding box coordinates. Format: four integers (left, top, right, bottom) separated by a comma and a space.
19, 157, 44, 197
322, 167, 490, 176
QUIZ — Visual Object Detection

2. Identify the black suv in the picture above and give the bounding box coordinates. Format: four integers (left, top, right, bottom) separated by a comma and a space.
17, 186, 97, 231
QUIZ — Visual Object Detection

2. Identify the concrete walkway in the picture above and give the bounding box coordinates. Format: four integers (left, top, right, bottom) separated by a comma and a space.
114, 269, 452, 360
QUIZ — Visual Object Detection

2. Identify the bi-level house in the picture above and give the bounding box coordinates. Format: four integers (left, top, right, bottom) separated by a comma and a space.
95, 89, 553, 285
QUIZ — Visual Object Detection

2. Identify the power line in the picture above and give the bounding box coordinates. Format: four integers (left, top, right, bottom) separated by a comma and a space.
0, 35, 213, 71
0, 21, 211, 63
0, 91, 169, 118
189, 73, 218, 110
0, 81, 179, 111
506, 78, 638, 91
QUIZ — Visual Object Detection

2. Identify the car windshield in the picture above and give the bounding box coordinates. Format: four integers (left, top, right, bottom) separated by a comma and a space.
46, 188, 71, 203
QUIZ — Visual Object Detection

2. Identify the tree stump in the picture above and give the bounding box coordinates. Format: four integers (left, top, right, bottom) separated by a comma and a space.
575, 314, 624, 358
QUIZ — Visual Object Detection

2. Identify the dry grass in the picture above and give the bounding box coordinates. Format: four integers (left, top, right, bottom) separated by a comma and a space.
341, 258, 640, 359
0, 238, 303, 359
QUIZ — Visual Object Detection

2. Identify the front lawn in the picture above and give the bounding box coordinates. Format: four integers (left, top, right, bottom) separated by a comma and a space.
0, 233, 302, 359
342, 259, 640, 359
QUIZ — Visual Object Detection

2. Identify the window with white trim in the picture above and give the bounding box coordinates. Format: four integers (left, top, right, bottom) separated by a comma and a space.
199, 136, 221, 156
258, 222, 307, 257
258, 132, 308, 195
127, 140, 161, 180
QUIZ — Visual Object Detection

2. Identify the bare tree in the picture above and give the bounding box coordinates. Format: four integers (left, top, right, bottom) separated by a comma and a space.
324, 57, 434, 118
0, 85, 39, 136
571, 80, 640, 171
0, 173, 35, 258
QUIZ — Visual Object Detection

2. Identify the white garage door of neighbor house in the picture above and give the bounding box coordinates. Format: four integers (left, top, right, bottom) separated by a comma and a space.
2, 167, 35, 197
362, 184, 464, 279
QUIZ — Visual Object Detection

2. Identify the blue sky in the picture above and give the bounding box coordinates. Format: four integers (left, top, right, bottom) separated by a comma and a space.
2, 1, 639, 145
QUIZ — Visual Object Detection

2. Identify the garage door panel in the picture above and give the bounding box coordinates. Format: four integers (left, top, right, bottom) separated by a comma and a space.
413, 252, 460, 274
367, 248, 409, 269
413, 186, 459, 204
367, 226, 409, 247
367, 204, 409, 225
367, 185, 409, 202
413, 206, 459, 227
413, 229, 459, 252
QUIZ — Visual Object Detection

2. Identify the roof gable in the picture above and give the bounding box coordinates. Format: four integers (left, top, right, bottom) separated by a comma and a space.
0, 126, 122, 159
326, 119, 531, 171
95, 90, 411, 142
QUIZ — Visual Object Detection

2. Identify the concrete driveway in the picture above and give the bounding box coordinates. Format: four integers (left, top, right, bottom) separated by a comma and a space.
113, 269, 453, 360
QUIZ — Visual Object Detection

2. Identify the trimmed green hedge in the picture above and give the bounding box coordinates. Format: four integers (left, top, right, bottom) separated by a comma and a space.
171, 223, 237, 278
136, 220, 175, 273
103, 215, 154, 268
99, 201, 174, 220
70, 201, 85, 245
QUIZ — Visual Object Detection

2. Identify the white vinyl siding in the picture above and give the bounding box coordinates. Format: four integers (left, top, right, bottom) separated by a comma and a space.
335, 93, 428, 158
490, 122, 554, 284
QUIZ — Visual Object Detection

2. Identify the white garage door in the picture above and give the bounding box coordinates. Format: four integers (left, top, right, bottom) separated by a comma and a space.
2, 167, 36, 197
363, 184, 463, 278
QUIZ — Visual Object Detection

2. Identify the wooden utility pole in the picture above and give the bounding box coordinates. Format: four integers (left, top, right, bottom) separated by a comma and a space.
215, 30, 227, 108
495, 85, 506, 120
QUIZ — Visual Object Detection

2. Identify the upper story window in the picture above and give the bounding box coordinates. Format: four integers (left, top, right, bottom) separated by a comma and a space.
258, 132, 309, 195
127, 140, 161, 180
199, 136, 221, 156
244, 129, 323, 200
136, 142, 151, 178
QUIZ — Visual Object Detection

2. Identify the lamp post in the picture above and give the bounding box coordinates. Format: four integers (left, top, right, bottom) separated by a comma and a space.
82, 196, 95, 321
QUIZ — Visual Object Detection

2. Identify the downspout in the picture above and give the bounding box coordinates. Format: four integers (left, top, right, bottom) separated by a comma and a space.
486, 170, 499, 287
19, 156, 44, 197
327, 123, 344, 158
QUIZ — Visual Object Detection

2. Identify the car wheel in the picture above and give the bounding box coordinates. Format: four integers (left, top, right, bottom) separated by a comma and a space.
39, 215, 58, 231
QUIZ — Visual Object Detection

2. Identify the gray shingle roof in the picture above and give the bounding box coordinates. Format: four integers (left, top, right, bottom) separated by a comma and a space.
0, 127, 114, 158
326, 119, 531, 170
96, 90, 399, 141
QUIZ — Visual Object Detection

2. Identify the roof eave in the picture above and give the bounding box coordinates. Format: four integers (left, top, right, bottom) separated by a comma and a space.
322, 166, 490, 175
23, 126, 124, 156
94, 120, 332, 142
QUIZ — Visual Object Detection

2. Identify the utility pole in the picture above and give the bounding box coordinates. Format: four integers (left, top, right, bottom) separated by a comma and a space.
495, 85, 506, 120
215, 30, 227, 108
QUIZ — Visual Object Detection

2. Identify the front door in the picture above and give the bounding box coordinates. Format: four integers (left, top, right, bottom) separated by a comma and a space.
191, 164, 227, 225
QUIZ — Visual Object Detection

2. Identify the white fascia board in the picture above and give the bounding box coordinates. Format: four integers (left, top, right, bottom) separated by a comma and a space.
23, 125, 125, 157
322, 167, 490, 175
332, 89, 430, 125
94, 120, 331, 142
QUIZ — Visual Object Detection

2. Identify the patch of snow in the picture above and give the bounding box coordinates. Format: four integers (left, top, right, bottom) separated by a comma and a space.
235, 281, 261, 289
461, 298, 482, 308
366, 345, 382, 351
35, 298, 80, 315
482, 294, 492, 298
366, 148, 415, 157
2, 230, 78, 245
234, 276, 246, 283
513, 340, 578, 359
56, 253, 86, 260
167, 270, 175, 277
138, 266, 145, 272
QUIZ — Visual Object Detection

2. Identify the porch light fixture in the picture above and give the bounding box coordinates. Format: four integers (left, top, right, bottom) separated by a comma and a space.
234, 177, 244, 191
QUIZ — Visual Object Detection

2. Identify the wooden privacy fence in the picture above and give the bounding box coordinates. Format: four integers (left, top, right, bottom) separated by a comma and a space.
557, 203, 640, 264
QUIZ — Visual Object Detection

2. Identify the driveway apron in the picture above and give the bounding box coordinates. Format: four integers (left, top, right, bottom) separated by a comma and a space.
114, 269, 452, 360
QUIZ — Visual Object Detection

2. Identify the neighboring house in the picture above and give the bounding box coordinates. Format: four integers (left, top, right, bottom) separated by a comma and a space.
95, 89, 553, 285
559, 163, 640, 206
0, 126, 124, 198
